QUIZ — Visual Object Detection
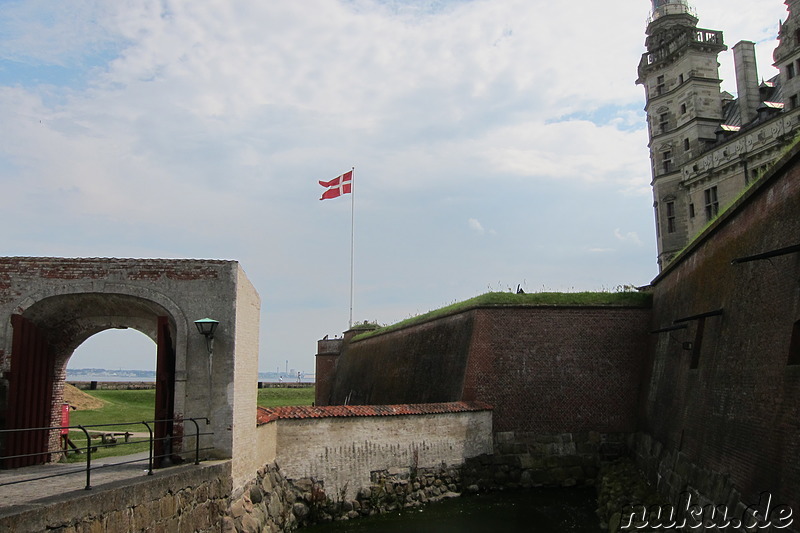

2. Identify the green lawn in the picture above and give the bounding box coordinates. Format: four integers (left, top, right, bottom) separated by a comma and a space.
62, 386, 314, 461
65, 389, 157, 462
70, 389, 156, 427
257, 386, 315, 408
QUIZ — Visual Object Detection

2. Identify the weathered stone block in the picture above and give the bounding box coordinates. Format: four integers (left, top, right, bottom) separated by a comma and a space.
519, 454, 546, 470
159, 494, 177, 520
230, 499, 247, 519
221, 516, 236, 532
105, 509, 132, 533
292, 502, 309, 519
240, 514, 261, 533
132, 504, 155, 531
250, 485, 263, 504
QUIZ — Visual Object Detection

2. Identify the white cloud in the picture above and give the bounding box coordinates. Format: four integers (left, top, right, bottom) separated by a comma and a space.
0, 0, 780, 372
468, 218, 486, 235
614, 228, 643, 246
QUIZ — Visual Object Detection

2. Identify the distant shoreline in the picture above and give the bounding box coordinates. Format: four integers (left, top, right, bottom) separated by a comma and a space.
68, 380, 315, 390
67, 371, 315, 384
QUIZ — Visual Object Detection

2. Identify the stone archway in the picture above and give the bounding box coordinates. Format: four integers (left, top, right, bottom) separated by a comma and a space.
5, 292, 180, 466
0, 257, 261, 477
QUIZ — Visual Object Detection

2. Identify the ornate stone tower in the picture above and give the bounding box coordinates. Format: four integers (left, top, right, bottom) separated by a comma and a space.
638, 0, 800, 271
636, 0, 727, 268
775, 0, 800, 106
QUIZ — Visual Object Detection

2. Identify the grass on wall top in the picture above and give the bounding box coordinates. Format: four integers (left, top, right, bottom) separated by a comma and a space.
353, 290, 652, 341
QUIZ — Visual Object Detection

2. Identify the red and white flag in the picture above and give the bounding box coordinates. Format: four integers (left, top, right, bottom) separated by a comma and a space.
319, 170, 353, 200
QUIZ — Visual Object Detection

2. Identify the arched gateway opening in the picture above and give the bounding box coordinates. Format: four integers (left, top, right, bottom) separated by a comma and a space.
6, 293, 178, 467
70, 328, 157, 375
0, 257, 261, 478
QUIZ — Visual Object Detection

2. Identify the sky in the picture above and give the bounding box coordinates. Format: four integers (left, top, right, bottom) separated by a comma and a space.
0, 0, 789, 374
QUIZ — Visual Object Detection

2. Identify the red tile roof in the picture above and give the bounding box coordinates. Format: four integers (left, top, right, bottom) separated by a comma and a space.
256, 401, 492, 426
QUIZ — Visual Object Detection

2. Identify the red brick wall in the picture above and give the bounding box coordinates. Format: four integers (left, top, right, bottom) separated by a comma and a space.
329, 313, 475, 406
463, 307, 651, 434
329, 304, 651, 436
641, 145, 800, 510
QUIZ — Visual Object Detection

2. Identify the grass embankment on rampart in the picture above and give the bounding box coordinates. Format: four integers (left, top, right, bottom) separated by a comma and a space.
354, 290, 652, 341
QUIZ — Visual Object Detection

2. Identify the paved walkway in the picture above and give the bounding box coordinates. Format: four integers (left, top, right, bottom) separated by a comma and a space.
0, 452, 174, 510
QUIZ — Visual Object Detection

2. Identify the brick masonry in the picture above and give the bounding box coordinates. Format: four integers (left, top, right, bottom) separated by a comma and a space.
327, 313, 475, 406
637, 142, 800, 514
319, 141, 800, 518
326, 305, 650, 437
0, 257, 262, 488
462, 306, 651, 435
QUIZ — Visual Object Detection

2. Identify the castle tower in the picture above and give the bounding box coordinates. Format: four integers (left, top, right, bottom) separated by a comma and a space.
775, 0, 800, 108
637, 0, 727, 268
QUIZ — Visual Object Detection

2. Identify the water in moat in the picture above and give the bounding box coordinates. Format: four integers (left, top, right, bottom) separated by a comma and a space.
302, 487, 600, 533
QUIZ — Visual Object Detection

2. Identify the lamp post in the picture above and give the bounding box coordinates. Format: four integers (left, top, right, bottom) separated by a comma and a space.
194, 318, 219, 420
194, 318, 219, 354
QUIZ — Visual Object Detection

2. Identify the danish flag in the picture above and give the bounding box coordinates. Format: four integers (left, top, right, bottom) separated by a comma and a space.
319, 170, 353, 200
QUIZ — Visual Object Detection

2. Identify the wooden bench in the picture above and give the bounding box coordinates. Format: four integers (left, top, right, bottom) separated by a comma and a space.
89, 432, 132, 445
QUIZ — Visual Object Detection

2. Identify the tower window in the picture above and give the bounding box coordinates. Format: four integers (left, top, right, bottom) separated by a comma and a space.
666, 202, 676, 233
654, 204, 660, 237
704, 186, 719, 221
662, 150, 673, 173
689, 203, 695, 218
657, 75, 665, 96
659, 113, 669, 133
791, 94, 799, 110
787, 63, 796, 80
680, 103, 687, 115
679, 74, 684, 84
683, 138, 690, 151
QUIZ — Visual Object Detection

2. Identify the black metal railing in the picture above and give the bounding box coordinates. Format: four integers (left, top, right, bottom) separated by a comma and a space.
0, 418, 212, 490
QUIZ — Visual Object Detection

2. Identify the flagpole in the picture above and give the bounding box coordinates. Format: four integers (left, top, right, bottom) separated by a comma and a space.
349, 167, 355, 329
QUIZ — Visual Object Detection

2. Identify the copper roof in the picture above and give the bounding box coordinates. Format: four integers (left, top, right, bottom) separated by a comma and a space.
256, 401, 493, 425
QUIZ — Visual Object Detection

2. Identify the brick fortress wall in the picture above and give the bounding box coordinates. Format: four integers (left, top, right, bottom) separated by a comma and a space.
321, 302, 651, 488
636, 143, 800, 513
462, 306, 650, 435
326, 312, 475, 406
326, 305, 650, 438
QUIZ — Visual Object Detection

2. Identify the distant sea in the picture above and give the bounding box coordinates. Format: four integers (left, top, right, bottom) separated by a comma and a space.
67, 372, 156, 382
66, 369, 314, 383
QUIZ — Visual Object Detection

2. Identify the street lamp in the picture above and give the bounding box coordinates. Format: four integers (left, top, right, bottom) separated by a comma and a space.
194, 318, 219, 421
194, 318, 219, 355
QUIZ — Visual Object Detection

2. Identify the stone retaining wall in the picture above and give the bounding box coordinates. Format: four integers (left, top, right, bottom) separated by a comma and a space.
260, 403, 493, 501
0, 461, 232, 533
224, 463, 299, 533
461, 431, 627, 492
227, 463, 465, 530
